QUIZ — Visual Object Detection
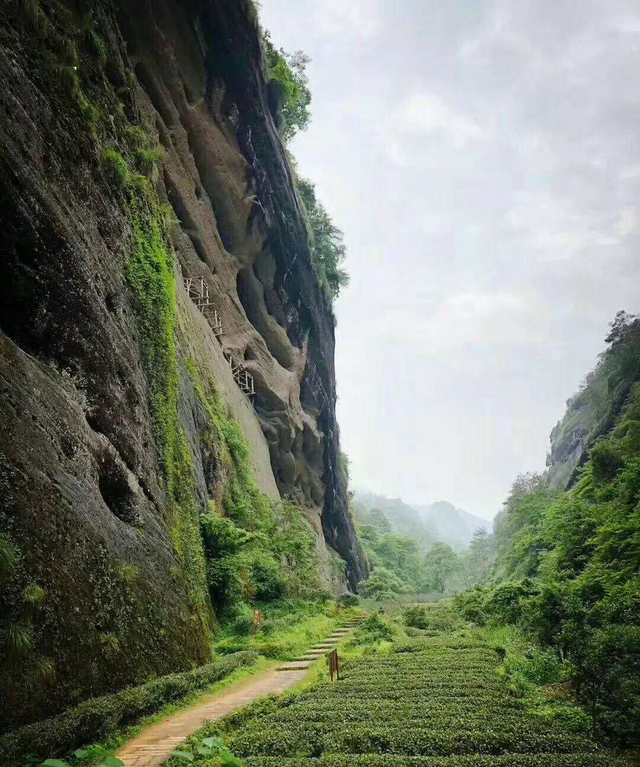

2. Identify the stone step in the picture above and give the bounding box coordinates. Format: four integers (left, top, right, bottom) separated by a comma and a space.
276, 661, 312, 671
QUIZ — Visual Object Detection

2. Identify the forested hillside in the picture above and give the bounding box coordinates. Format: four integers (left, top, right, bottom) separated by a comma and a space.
352, 493, 494, 599
456, 312, 640, 746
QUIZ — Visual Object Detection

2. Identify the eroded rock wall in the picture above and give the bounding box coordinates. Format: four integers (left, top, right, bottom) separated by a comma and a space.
0, 0, 365, 730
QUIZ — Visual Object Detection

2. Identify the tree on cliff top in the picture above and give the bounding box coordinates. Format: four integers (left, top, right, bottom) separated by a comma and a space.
263, 30, 311, 143
297, 177, 350, 300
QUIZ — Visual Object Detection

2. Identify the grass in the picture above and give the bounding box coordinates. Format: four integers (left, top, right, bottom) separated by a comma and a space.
126, 194, 211, 629
0, 534, 19, 577
23, 583, 46, 605
135, 147, 164, 175
68, 605, 356, 766
101, 149, 129, 187
213, 602, 358, 661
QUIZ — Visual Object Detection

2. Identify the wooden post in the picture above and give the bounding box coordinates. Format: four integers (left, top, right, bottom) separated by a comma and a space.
327, 649, 339, 682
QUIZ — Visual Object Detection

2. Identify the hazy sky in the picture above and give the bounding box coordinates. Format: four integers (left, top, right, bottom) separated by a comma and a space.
260, 0, 640, 519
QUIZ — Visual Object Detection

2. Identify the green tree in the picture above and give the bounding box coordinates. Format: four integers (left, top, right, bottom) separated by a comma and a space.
297, 177, 349, 301
357, 567, 409, 600
424, 543, 459, 593
262, 31, 311, 143
493, 472, 556, 580
468, 323, 640, 744
460, 527, 495, 587
369, 508, 392, 534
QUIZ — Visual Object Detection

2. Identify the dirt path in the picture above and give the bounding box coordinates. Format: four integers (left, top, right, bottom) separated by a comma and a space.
115, 667, 307, 767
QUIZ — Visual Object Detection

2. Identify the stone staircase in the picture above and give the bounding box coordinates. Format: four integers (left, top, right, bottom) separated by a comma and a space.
276, 616, 365, 672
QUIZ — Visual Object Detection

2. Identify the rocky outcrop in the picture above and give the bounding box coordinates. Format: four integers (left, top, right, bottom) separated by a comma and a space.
547, 323, 640, 489
0, 0, 365, 730
547, 394, 593, 489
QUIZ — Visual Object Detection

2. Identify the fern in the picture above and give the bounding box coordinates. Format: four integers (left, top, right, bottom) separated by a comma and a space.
0, 534, 18, 578
5, 621, 34, 657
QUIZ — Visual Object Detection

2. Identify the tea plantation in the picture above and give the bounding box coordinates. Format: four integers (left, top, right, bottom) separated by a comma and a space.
172, 624, 628, 767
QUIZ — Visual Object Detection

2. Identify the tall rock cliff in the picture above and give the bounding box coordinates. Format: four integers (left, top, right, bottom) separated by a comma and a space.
0, 0, 366, 730
547, 313, 640, 489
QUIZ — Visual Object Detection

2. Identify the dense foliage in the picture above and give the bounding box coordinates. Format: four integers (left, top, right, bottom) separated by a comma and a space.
186, 361, 321, 624
355, 505, 492, 597
261, 26, 349, 303
296, 177, 349, 301
456, 313, 640, 746
548, 311, 640, 487
262, 30, 311, 144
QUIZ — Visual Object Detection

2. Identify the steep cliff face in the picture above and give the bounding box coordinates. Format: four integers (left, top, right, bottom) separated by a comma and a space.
0, 0, 366, 730
547, 316, 640, 489
547, 392, 595, 489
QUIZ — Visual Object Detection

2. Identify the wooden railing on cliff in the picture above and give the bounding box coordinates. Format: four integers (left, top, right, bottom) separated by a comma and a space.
184, 275, 255, 400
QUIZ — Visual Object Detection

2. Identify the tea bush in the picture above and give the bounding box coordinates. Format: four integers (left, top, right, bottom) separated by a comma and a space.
0, 651, 257, 766
169, 629, 623, 767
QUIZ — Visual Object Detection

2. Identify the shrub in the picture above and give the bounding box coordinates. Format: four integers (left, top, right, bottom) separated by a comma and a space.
0, 535, 19, 579
125, 125, 154, 148
135, 147, 164, 176
297, 177, 348, 302
403, 605, 430, 629
403, 604, 459, 632
58, 65, 81, 98
240, 757, 627, 767
251, 557, 286, 601
357, 567, 408, 600
485, 580, 539, 625
454, 587, 490, 625
101, 149, 129, 187
262, 31, 311, 143
23, 583, 46, 605
337, 593, 359, 608
349, 614, 396, 645
228, 605, 255, 637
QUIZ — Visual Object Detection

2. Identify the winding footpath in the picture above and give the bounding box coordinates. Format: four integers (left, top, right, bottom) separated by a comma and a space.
115, 622, 359, 767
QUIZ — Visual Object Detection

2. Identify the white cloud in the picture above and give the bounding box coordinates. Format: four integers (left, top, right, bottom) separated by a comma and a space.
398, 94, 490, 148
503, 191, 601, 259
615, 207, 638, 238
314, 0, 381, 39
611, 16, 640, 34
373, 291, 537, 359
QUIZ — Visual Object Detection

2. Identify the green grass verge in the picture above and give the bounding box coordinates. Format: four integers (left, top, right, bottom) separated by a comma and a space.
213, 601, 355, 660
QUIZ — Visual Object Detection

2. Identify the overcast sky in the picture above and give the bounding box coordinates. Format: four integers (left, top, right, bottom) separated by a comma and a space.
260, 0, 640, 519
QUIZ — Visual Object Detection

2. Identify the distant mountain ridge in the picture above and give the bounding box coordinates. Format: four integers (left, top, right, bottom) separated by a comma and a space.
354, 491, 491, 551
413, 501, 491, 549
353, 492, 438, 552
